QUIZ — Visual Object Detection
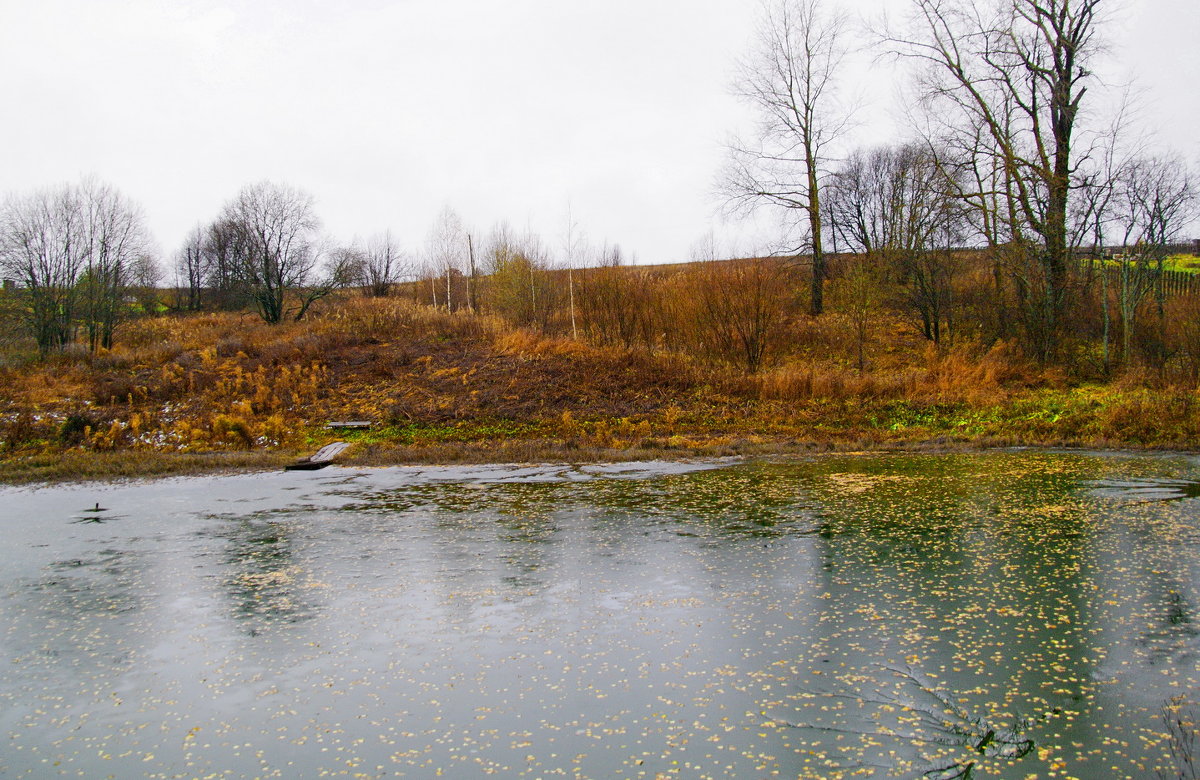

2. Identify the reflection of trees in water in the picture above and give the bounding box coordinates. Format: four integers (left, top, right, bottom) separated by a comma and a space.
1160, 695, 1200, 780
633, 468, 822, 538
339, 481, 568, 592
219, 517, 318, 633
319, 466, 825, 656
40, 548, 142, 616
341, 468, 823, 604
13, 547, 147, 675
772, 664, 1037, 778
780, 454, 1100, 777
494, 499, 560, 592
1107, 503, 1200, 668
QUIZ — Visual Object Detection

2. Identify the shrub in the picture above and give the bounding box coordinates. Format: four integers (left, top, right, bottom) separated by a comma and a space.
59, 412, 97, 445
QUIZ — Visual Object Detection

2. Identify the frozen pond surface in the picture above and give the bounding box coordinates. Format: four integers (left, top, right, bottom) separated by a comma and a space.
2, 451, 1199, 778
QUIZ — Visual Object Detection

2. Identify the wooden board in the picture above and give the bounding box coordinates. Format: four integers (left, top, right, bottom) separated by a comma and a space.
311, 441, 351, 461
285, 441, 350, 471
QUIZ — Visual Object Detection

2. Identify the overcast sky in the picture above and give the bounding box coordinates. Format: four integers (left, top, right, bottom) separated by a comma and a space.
1, 0, 1196, 267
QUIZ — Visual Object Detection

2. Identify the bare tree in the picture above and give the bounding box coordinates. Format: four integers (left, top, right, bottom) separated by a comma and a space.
219, 181, 344, 324
828, 142, 967, 342
1108, 154, 1197, 365
204, 218, 253, 310
0, 179, 151, 354
926, 105, 1027, 340
0, 185, 87, 353
357, 231, 410, 297
331, 242, 368, 293
562, 203, 586, 340
723, 0, 853, 316
427, 206, 465, 311
1065, 108, 1137, 369
128, 252, 163, 315
888, 0, 1103, 359
77, 178, 152, 351
174, 225, 207, 312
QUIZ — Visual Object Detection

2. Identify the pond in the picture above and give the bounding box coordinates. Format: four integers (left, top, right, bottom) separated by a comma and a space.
1, 451, 1198, 778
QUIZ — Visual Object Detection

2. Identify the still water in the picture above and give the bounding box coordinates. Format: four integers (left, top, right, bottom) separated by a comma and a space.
1, 451, 1198, 778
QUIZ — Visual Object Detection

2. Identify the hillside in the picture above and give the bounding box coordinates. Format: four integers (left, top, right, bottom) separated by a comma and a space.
2, 293, 1199, 483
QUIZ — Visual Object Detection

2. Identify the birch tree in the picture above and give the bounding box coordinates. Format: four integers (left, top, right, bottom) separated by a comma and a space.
427, 206, 465, 311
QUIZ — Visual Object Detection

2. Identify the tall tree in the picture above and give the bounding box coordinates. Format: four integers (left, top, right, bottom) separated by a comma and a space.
827, 142, 967, 342
427, 206, 465, 312
889, 0, 1103, 359
0, 185, 87, 354
77, 179, 152, 351
0, 179, 150, 354
219, 181, 344, 324
175, 225, 207, 312
723, 0, 853, 316
1108, 154, 1197, 365
357, 231, 410, 297
202, 218, 253, 310
561, 204, 586, 341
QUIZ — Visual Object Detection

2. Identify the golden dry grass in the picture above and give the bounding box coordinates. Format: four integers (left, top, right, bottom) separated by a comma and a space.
2, 292, 1199, 483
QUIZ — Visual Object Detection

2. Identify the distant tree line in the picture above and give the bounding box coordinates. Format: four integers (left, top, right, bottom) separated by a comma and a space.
175, 181, 353, 323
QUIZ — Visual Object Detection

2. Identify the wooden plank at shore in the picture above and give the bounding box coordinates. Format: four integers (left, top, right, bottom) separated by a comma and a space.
326, 421, 372, 429
312, 441, 350, 461
285, 441, 350, 471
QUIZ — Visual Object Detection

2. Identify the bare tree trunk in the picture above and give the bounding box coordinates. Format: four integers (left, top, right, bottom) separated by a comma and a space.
467, 233, 478, 314
808, 142, 825, 316
569, 264, 578, 340
720, 0, 850, 318
888, 0, 1102, 361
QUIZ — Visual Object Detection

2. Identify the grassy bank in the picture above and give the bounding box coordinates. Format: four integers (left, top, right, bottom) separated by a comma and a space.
1, 297, 1198, 484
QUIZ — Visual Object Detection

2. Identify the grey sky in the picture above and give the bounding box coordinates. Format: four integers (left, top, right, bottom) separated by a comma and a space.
1, 0, 1196, 267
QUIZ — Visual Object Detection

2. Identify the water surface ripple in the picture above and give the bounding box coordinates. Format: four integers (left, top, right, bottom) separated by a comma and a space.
1, 451, 1198, 778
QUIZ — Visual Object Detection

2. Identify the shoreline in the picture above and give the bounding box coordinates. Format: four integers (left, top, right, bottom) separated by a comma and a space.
2, 431, 1195, 486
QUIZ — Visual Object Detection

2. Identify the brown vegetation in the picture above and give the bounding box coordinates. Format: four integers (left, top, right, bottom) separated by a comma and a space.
4, 248, 1200, 484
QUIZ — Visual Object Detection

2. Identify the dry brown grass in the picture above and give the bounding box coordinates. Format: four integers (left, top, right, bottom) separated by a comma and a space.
0, 297, 702, 463
740, 338, 1045, 407
3, 289, 1200, 484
